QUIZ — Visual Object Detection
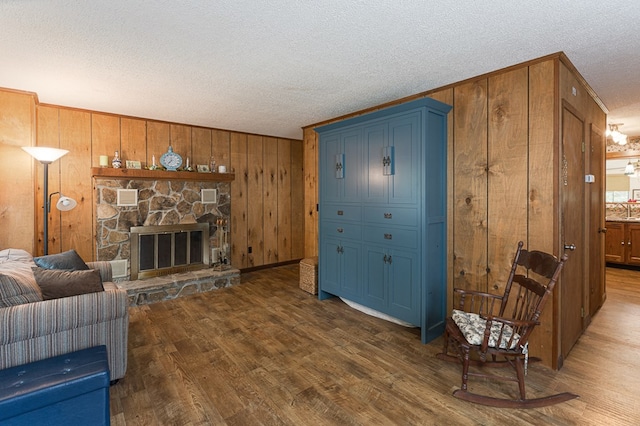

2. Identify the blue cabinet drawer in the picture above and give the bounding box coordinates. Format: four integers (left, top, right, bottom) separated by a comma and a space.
320, 204, 362, 221
363, 207, 418, 226
321, 221, 362, 240
362, 225, 418, 249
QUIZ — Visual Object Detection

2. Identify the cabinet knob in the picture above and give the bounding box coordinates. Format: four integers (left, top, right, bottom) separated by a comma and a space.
384, 233, 392, 240
384, 213, 392, 219
337, 227, 344, 233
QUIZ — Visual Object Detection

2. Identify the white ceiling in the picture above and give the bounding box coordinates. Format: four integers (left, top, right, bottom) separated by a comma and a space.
1, 1, 640, 140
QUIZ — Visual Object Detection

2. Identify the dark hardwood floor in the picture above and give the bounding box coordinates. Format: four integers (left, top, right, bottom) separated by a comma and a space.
109, 265, 640, 425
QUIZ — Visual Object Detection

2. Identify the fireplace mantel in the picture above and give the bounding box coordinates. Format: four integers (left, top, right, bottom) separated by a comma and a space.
92, 167, 235, 182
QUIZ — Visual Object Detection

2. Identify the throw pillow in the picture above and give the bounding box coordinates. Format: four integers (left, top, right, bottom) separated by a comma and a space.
33, 249, 89, 271
32, 267, 104, 300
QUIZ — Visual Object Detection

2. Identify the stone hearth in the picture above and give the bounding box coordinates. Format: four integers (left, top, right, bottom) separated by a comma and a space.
120, 266, 240, 306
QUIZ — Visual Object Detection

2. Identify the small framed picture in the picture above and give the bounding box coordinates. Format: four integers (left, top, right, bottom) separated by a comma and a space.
126, 160, 142, 169
633, 189, 640, 200
196, 164, 210, 173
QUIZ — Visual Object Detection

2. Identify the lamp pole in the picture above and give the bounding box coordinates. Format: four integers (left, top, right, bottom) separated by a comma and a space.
42, 161, 51, 255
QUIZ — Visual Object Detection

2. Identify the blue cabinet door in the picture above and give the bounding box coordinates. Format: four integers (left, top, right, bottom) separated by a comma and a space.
387, 247, 420, 325
320, 133, 342, 204
320, 129, 362, 203
319, 236, 361, 300
319, 236, 342, 297
363, 123, 387, 204
388, 112, 420, 205
362, 244, 387, 312
362, 112, 420, 205
340, 240, 362, 299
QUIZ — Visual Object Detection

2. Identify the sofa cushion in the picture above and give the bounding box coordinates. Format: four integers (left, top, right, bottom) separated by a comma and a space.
33, 250, 89, 271
32, 267, 104, 300
0, 270, 42, 308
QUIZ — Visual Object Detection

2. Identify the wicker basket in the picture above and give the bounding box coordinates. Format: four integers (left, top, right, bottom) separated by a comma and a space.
299, 257, 318, 295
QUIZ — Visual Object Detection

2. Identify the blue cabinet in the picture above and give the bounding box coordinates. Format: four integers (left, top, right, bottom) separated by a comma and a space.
317, 97, 451, 344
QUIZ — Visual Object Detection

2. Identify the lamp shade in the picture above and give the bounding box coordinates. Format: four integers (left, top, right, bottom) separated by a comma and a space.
22, 146, 69, 163
56, 196, 77, 211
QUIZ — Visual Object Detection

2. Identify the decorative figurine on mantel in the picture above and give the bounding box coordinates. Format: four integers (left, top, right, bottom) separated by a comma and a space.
112, 151, 122, 168
160, 145, 182, 171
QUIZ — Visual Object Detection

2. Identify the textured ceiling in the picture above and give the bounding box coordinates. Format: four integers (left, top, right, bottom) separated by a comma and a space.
1, 1, 640, 140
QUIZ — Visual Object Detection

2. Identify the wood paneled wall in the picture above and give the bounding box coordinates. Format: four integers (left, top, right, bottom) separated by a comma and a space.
0, 90, 304, 269
302, 53, 607, 368
0, 89, 36, 252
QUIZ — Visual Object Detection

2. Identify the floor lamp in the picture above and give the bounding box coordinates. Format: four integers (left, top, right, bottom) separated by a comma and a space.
22, 147, 77, 255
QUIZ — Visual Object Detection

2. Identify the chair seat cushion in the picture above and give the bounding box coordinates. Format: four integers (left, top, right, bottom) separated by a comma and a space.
452, 309, 520, 349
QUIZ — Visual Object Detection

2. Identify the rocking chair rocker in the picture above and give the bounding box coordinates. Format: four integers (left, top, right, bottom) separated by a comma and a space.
437, 241, 578, 408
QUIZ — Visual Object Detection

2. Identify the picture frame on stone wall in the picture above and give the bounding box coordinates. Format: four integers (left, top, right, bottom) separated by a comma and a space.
197, 164, 210, 173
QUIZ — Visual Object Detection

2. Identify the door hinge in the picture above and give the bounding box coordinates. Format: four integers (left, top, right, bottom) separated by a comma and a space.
581, 307, 585, 318
582, 141, 585, 153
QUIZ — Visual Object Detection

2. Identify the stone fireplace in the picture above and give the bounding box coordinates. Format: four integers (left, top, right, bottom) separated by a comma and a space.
94, 174, 230, 281
130, 222, 210, 280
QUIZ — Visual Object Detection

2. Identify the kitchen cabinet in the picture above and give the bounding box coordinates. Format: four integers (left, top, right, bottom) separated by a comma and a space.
605, 221, 640, 266
316, 97, 451, 344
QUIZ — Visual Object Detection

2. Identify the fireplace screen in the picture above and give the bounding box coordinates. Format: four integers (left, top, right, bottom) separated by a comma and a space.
130, 223, 210, 280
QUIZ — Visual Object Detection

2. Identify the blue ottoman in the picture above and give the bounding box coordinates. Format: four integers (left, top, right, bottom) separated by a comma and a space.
0, 345, 111, 426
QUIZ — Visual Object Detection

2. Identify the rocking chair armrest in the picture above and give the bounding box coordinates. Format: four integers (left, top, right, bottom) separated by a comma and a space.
484, 315, 539, 330
453, 288, 503, 314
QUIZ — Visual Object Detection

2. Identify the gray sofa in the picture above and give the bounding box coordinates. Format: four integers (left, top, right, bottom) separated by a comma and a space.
0, 249, 129, 381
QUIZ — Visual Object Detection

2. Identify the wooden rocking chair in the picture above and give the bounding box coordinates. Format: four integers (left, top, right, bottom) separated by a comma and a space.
437, 241, 578, 408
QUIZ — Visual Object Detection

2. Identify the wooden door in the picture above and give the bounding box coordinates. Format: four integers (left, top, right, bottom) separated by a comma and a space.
588, 125, 606, 316
560, 103, 586, 363
604, 222, 625, 263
